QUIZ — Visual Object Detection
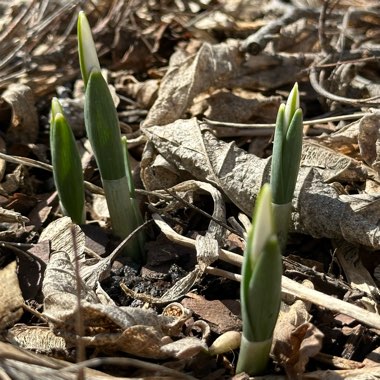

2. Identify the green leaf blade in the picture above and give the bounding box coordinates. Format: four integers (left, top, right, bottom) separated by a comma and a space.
247, 236, 282, 341
77, 11, 100, 88
282, 108, 303, 201
84, 70, 127, 181
50, 109, 85, 225
270, 103, 286, 205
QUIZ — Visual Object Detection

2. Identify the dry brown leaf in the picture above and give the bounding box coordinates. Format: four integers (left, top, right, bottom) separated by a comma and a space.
272, 286, 324, 379
335, 241, 380, 313
302, 141, 370, 183
0, 206, 29, 224
1, 83, 39, 144
143, 42, 243, 127
143, 41, 312, 128
190, 90, 281, 123
358, 112, 380, 174
141, 145, 183, 192
181, 295, 241, 334
38, 217, 86, 264
276, 322, 324, 379
122, 79, 159, 109
7, 325, 70, 358
142, 118, 380, 249
0, 165, 28, 196
0, 261, 24, 330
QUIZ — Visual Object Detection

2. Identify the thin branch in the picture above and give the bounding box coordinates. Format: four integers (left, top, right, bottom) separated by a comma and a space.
153, 213, 380, 331
310, 66, 380, 107
240, 7, 318, 55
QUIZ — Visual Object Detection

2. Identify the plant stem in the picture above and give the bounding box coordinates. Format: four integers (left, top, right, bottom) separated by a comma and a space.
236, 336, 272, 375
272, 202, 292, 250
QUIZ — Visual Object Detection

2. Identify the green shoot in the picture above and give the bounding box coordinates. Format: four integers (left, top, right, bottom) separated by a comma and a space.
237, 184, 282, 375
78, 11, 144, 262
50, 98, 85, 225
270, 83, 303, 247
77, 11, 100, 88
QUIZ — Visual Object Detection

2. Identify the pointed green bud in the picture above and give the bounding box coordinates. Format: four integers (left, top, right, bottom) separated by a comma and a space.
284, 82, 300, 131
77, 11, 101, 87
270, 83, 303, 249
238, 184, 282, 375
270, 83, 303, 205
248, 184, 274, 267
50, 98, 85, 225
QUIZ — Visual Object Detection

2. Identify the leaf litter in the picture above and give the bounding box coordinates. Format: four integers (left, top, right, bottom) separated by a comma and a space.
1, 0, 380, 379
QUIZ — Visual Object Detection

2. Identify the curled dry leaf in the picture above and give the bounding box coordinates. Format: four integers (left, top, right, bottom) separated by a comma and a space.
38, 216, 86, 263
141, 144, 183, 192
7, 325, 70, 358
358, 112, 380, 174
190, 90, 281, 123
143, 42, 243, 128
143, 41, 311, 128
182, 294, 241, 334
142, 118, 380, 250
0, 261, 24, 330
122, 79, 159, 108
334, 241, 380, 312
301, 141, 371, 183
0, 206, 29, 224
1, 83, 39, 144
272, 282, 323, 378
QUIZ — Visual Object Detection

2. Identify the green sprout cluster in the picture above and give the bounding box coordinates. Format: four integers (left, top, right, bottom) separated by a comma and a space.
50, 10, 304, 374
50, 12, 144, 262
237, 84, 303, 375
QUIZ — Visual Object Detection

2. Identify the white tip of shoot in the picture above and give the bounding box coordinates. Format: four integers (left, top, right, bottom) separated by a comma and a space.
284, 82, 299, 130
249, 184, 274, 267
51, 97, 64, 120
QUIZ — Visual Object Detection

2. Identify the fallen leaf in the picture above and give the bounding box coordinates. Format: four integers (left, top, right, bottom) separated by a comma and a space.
1, 83, 39, 144
142, 118, 380, 250
272, 280, 323, 378
0, 261, 24, 330
182, 295, 241, 334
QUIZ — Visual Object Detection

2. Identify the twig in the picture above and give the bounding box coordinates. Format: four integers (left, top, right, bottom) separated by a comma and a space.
204, 112, 367, 128
152, 213, 243, 267
153, 213, 380, 330
310, 66, 380, 107
240, 7, 318, 55
41, 356, 198, 380
22, 303, 48, 323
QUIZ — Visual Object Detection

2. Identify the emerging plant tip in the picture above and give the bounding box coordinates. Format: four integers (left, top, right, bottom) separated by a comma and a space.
284, 82, 300, 129
270, 82, 303, 206
51, 97, 63, 119
77, 11, 100, 87
249, 184, 274, 265
238, 184, 282, 375
50, 98, 85, 225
